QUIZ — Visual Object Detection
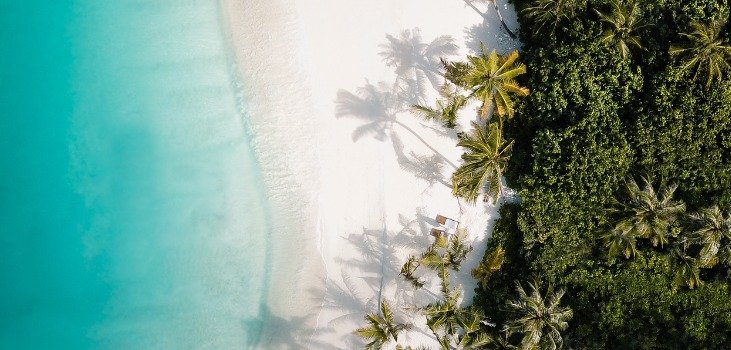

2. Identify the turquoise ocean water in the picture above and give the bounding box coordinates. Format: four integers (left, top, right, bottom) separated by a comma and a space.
1, 1, 271, 348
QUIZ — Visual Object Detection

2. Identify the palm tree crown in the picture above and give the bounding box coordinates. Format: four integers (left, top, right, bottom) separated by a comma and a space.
608, 176, 686, 249
422, 272, 462, 342
400, 255, 425, 289
442, 44, 529, 119
522, 0, 578, 37
596, 0, 646, 60
471, 246, 506, 289
452, 121, 514, 204
411, 84, 468, 129
669, 19, 731, 88
690, 205, 731, 265
454, 307, 494, 349
354, 300, 412, 350
599, 226, 639, 259
673, 247, 703, 290
503, 281, 573, 350
420, 231, 473, 273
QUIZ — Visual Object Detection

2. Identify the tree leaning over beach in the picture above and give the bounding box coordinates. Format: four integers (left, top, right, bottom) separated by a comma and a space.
452, 121, 514, 204
442, 44, 528, 119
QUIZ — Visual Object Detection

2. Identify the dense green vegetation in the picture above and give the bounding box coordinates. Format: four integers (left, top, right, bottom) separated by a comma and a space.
475, 0, 731, 348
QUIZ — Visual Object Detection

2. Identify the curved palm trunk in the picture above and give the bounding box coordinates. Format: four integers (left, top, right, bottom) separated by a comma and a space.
491, 0, 517, 39
462, 0, 517, 39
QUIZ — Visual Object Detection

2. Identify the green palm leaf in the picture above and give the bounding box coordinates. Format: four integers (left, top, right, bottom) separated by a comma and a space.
442, 44, 528, 119
522, 0, 578, 37
673, 247, 703, 290
400, 255, 425, 289
689, 205, 731, 265
411, 84, 468, 129
605, 176, 685, 254
596, 0, 647, 60
471, 246, 505, 289
670, 19, 731, 88
354, 300, 411, 350
452, 121, 514, 204
503, 281, 573, 350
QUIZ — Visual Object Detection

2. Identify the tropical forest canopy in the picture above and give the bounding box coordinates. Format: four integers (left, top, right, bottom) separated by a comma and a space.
475, 0, 731, 348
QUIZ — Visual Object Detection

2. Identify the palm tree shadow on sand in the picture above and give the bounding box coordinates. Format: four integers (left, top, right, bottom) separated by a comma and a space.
335, 79, 458, 182
241, 303, 327, 350
335, 29, 463, 180
379, 28, 458, 105
317, 208, 452, 348
390, 132, 451, 190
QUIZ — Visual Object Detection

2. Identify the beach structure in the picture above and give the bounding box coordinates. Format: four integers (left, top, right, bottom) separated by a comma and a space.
431, 227, 445, 237
435, 214, 460, 237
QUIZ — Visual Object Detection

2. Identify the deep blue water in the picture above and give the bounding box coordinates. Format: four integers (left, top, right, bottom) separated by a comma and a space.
0, 1, 271, 348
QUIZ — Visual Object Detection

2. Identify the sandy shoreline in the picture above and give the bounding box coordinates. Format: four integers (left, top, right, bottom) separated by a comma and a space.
219, 0, 519, 348
218, 0, 326, 347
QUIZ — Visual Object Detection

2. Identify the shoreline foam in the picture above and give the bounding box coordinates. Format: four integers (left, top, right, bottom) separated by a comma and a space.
218, 0, 327, 347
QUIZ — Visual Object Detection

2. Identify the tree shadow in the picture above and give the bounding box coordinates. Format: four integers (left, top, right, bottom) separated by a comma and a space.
306, 270, 373, 350
391, 132, 451, 190
379, 28, 458, 105
462, 0, 521, 55
242, 303, 327, 350
335, 81, 401, 142
316, 206, 500, 348
319, 216, 442, 348
335, 81, 458, 171
390, 208, 439, 250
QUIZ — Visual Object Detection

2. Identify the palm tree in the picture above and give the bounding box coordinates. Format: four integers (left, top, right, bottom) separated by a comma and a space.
503, 281, 573, 350
452, 121, 514, 204
447, 229, 473, 271
669, 19, 731, 88
354, 300, 412, 350
421, 235, 453, 274
521, 0, 578, 37
454, 307, 494, 349
718, 239, 731, 266
381, 28, 459, 102
400, 255, 425, 289
422, 276, 462, 344
609, 176, 686, 249
689, 205, 731, 265
420, 231, 473, 273
595, 0, 646, 60
599, 227, 639, 259
442, 44, 529, 119
672, 247, 703, 290
489, 333, 519, 349
411, 84, 468, 129
471, 246, 506, 289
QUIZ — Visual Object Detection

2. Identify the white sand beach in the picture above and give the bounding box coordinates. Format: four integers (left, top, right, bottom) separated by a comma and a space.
221, 0, 520, 348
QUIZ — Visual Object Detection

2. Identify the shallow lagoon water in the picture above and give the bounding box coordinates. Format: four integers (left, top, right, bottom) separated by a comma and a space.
0, 1, 270, 348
